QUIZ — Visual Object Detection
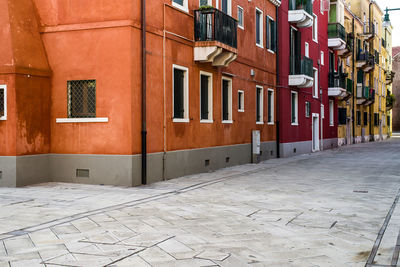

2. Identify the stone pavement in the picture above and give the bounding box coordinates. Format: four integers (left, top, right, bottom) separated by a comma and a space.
0, 139, 400, 267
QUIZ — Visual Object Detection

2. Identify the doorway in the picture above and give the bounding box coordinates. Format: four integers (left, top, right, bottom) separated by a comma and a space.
312, 113, 320, 152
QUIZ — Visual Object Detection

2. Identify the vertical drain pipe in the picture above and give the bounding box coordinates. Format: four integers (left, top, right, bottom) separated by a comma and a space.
276, 5, 280, 158
141, 0, 147, 185
352, 18, 355, 143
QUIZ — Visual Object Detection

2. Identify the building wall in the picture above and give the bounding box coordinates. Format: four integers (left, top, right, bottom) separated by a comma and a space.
393, 51, 400, 132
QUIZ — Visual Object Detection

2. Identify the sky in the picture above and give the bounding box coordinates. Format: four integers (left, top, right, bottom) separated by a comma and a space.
375, 0, 400, 47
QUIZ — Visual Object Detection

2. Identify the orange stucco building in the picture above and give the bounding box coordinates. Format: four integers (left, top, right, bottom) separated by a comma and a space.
0, 0, 279, 187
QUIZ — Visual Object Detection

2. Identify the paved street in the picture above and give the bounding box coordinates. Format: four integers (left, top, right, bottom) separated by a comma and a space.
0, 139, 400, 267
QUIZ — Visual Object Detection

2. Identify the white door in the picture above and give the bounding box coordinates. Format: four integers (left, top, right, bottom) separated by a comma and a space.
312, 114, 320, 151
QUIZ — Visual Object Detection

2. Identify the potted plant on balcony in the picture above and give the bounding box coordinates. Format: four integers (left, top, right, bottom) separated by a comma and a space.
199, 5, 213, 11
386, 90, 395, 110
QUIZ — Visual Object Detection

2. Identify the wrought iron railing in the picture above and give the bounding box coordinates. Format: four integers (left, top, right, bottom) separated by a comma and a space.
194, 8, 237, 48
328, 23, 346, 41
290, 56, 313, 77
328, 71, 346, 88
357, 50, 367, 61
346, 78, 353, 94
289, 0, 313, 16
363, 22, 375, 36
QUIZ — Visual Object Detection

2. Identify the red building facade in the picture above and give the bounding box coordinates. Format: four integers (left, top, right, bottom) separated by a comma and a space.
277, 0, 337, 157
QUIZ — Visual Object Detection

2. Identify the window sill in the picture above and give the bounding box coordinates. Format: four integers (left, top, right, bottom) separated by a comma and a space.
238, 109, 245, 113
56, 118, 109, 123
291, 122, 299, 126
256, 43, 264, 49
173, 118, 190, 123
222, 120, 233, 124
330, 124, 334, 127
267, 49, 275, 54
0, 116, 7, 121
238, 25, 244, 30
256, 121, 264, 125
267, 122, 275, 125
200, 119, 213, 124
171, 2, 188, 13
313, 39, 318, 43
313, 95, 319, 99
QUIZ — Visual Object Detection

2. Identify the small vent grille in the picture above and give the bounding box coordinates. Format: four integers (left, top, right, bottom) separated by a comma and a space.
225, 157, 230, 163
76, 169, 90, 178
0, 171, 2, 179
205, 159, 210, 166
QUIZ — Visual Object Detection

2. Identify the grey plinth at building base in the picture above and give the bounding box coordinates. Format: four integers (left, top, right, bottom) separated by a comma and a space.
323, 138, 338, 150
279, 141, 313, 158
0, 141, 277, 187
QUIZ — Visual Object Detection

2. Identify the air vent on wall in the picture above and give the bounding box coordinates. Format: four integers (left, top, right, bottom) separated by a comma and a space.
76, 169, 90, 178
0, 171, 2, 179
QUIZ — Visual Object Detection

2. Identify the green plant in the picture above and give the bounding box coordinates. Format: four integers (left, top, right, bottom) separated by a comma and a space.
199, 5, 214, 10
386, 91, 395, 108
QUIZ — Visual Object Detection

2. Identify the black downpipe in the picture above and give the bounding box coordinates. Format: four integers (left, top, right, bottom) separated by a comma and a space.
141, 0, 147, 185
352, 18, 355, 143
276, 6, 280, 158
369, 2, 373, 140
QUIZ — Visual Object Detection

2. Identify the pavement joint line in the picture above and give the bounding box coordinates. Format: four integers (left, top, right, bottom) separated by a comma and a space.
390, 230, 400, 266
365, 188, 400, 267
0, 161, 285, 242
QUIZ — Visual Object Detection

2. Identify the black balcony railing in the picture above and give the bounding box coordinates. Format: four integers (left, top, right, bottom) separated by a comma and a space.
328, 71, 346, 88
357, 50, 367, 61
364, 86, 370, 99
363, 22, 375, 36
194, 8, 237, 49
328, 23, 346, 41
289, 0, 313, 16
367, 53, 375, 69
374, 50, 379, 65
290, 56, 313, 77
346, 78, 353, 94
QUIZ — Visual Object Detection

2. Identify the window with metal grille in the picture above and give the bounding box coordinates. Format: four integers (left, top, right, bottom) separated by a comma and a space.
364, 112, 368, 126
256, 86, 263, 123
374, 113, 379, 126
338, 108, 347, 125
67, 80, 96, 118
0, 86, 5, 120
356, 111, 361, 125
200, 72, 212, 121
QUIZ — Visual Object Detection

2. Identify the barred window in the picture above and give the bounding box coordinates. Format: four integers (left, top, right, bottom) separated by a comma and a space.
0, 85, 6, 120
67, 80, 96, 118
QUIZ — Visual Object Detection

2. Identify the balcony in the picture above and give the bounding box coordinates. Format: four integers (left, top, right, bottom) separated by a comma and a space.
328, 71, 347, 97
360, 23, 375, 41
364, 88, 375, 106
356, 50, 367, 69
288, 0, 313, 28
194, 8, 238, 67
356, 85, 369, 105
386, 71, 395, 85
328, 23, 346, 50
338, 33, 354, 57
289, 56, 314, 88
363, 53, 375, 73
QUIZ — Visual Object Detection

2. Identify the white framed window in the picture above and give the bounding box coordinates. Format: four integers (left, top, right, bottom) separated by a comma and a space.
238, 90, 244, 112
321, 51, 324, 65
0, 85, 7, 121
266, 16, 276, 53
255, 8, 263, 48
305, 101, 311, 118
313, 68, 318, 98
256, 85, 263, 124
199, 0, 212, 7
291, 91, 298, 125
173, 64, 189, 123
222, 77, 232, 123
200, 71, 213, 123
305, 42, 309, 57
329, 100, 334, 126
267, 89, 274, 124
312, 14, 318, 43
218, 0, 232, 16
237, 6, 244, 29
172, 0, 188, 12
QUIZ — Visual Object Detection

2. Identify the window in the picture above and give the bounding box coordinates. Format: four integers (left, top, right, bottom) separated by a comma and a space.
267, 89, 274, 124
364, 112, 368, 126
255, 8, 263, 48
291, 91, 298, 125
200, 71, 213, 122
200, 0, 211, 6
0, 85, 6, 120
68, 80, 96, 118
374, 113, 379, 126
338, 108, 347, 125
305, 42, 309, 57
329, 100, 334, 126
320, 0, 324, 14
313, 68, 318, 98
222, 77, 232, 123
237, 6, 244, 29
173, 65, 189, 122
266, 16, 276, 52
172, 0, 188, 12
238, 90, 244, 112
220, 0, 232, 15
388, 116, 391, 127
356, 111, 361, 126
312, 14, 318, 42
321, 51, 324, 65
256, 86, 263, 123
305, 101, 311, 118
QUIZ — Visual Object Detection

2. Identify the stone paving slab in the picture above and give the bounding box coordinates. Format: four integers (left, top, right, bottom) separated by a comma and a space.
0, 139, 400, 266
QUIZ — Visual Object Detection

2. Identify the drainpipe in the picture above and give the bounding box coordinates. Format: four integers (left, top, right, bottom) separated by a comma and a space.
369, 1, 373, 141
352, 18, 355, 143
141, 0, 147, 185
276, 5, 280, 158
